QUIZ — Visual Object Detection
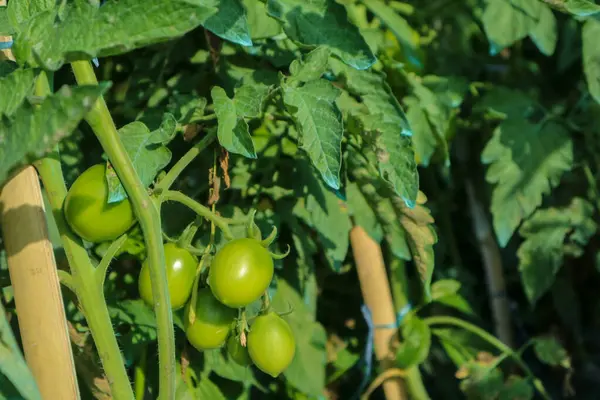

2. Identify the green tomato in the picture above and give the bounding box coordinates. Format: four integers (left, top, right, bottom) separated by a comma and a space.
138, 243, 197, 310
247, 312, 295, 377
209, 238, 274, 308
227, 335, 252, 366
64, 164, 135, 242
184, 288, 236, 351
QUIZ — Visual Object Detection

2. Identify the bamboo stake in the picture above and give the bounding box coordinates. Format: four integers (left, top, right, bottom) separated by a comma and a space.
0, 26, 80, 399
350, 226, 407, 400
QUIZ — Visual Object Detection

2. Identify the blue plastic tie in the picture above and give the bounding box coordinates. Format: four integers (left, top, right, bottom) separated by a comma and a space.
0, 40, 13, 50
353, 303, 413, 399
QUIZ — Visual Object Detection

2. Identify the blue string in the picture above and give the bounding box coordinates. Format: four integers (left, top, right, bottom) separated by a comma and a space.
353, 303, 413, 399
0, 40, 13, 50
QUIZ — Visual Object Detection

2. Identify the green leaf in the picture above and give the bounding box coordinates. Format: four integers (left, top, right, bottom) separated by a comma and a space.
203, 349, 260, 386
360, 0, 420, 66
431, 278, 474, 314
499, 376, 533, 400
517, 198, 596, 304
0, 84, 108, 187
583, 18, 600, 105
532, 336, 570, 368
528, 4, 557, 56
433, 328, 479, 367
0, 7, 13, 36
481, 118, 573, 247
266, 0, 376, 70
395, 191, 437, 302
106, 114, 176, 203
109, 300, 158, 365
564, 0, 600, 16
346, 182, 383, 243
289, 47, 331, 84
0, 301, 42, 400
243, 0, 282, 39
333, 61, 419, 205
476, 87, 536, 119
212, 86, 257, 159
431, 279, 460, 299
232, 84, 269, 119
204, 0, 252, 46
12, 0, 217, 70
273, 279, 327, 397
0, 68, 37, 117
405, 96, 437, 166
396, 315, 431, 368
482, 0, 556, 56
6, 0, 54, 27
195, 377, 227, 399
283, 80, 343, 190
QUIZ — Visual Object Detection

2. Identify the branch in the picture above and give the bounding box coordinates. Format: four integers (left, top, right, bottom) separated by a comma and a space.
71, 60, 175, 400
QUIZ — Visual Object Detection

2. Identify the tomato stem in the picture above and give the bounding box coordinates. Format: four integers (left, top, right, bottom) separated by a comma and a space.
424, 316, 550, 400
95, 234, 128, 291
71, 60, 176, 400
161, 190, 234, 239
154, 131, 216, 194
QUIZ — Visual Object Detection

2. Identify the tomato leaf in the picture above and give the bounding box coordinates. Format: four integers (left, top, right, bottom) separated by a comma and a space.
283, 79, 343, 190
395, 191, 437, 302
0, 83, 109, 187
0, 68, 37, 117
243, 0, 282, 40
203, 0, 252, 47
288, 47, 331, 84
203, 349, 261, 388
396, 315, 431, 368
272, 279, 327, 398
481, 0, 556, 56
6, 0, 54, 28
499, 376, 533, 400
346, 182, 384, 243
517, 197, 596, 304
532, 336, 571, 368
583, 18, 600, 105
106, 113, 176, 203
212, 86, 262, 159
563, 0, 600, 16
481, 117, 573, 247
12, 0, 218, 70
265, 0, 375, 70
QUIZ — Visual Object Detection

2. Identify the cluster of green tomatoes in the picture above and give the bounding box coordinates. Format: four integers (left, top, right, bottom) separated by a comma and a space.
63, 164, 296, 377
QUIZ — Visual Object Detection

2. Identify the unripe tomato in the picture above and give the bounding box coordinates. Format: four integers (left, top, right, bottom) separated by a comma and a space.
209, 238, 274, 308
184, 288, 236, 351
64, 164, 135, 242
138, 243, 197, 310
227, 335, 252, 366
247, 312, 295, 377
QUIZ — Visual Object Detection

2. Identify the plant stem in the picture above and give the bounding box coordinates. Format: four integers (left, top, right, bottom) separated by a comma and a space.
36, 156, 134, 399
161, 191, 233, 239
154, 131, 216, 193
424, 316, 549, 400
34, 71, 133, 399
71, 60, 175, 400
134, 346, 148, 400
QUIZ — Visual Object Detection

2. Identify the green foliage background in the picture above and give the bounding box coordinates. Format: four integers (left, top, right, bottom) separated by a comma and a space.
3, 0, 600, 399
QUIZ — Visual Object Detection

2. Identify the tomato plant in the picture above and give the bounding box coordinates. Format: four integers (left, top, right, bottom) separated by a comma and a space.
209, 238, 274, 308
138, 242, 197, 310
64, 163, 136, 243
3, 0, 599, 399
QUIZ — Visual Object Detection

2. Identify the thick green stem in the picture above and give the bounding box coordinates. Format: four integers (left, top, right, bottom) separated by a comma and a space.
71, 60, 175, 400
134, 346, 148, 400
424, 316, 549, 400
34, 71, 133, 399
36, 156, 134, 400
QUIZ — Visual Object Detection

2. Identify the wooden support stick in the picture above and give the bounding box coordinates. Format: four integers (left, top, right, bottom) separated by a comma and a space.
350, 226, 407, 400
0, 166, 80, 400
